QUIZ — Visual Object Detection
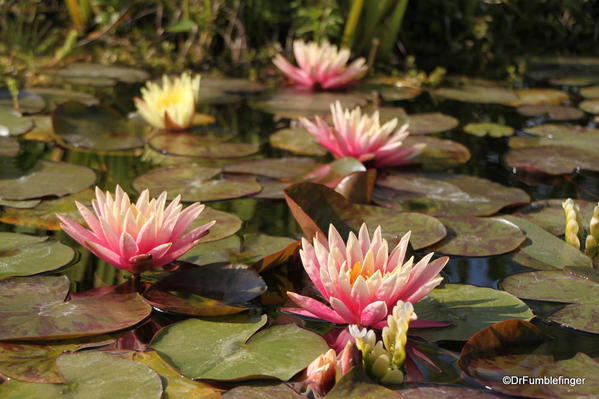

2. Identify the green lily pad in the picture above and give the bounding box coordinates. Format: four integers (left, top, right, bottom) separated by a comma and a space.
144, 263, 266, 316
150, 132, 258, 158
0, 198, 41, 209
269, 128, 327, 156
0, 336, 114, 383
580, 85, 599, 98
250, 89, 368, 118
403, 112, 459, 135
501, 268, 599, 334
501, 216, 592, 270
358, 82, 422, 101
413, 284, 533, 342
0, 275, 152, 340
237, 233, 299, 273
512, 199, 596, 236
509, 88, 569, 106
429, 217, 525, 257
193, 206, 243, 243
53, 102, 147, 151
325, 369, 403, 398
0, 90, 46, 113
397, 385, 509, 398
463, 122, 514, 137
433, 85, 518, 104
580, 99, 599, 114
353, 204, 447, 250
0, 189, 94, 230
504, 145, 599, 175
516, 105, 584, 120
0, 106, 34, 136
151, 314, 329, 381
374, 172, 530, 217
133, 165, 262, 202
223, 384, 303, 399
201, 76, 265, 94
0, 160, 96, 200
405, 136, 471, 168
0, 232, 75, 278
0, 351, 163, 399
197, 87, 242, 105
223, 157, 320, 180
516, 123, 599, 153
180, 236, 242, 265
23, 115, 56, 142
53, 63, 149, 84
0, 136, 18, 157
28, 87, 98, 109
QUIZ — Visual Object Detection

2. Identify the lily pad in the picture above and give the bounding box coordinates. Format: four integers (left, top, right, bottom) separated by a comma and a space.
223, 157, 320, 180
269, 128, 327, 156
193, 206, 243, 243
397, 385, 508, 398
374, 172, 530, 217
0, 275, 152, 340
200, 76, 265, 94
197, 87, 242, 105
237, 233, 299, 273
251, 89, 368, 118
0, 106, 34, 136
144, 263, 266, 316
429, 217, 525, 257
580, 99, 599, 114
516, 105, 584, 120
501, 268, 599, 334
509, 88, 569, 106
325, 369, 403, 398
133, 165, 262, 202
23, 115, 56, 142
0, 232, 75, 278
511, 124, 599, 155
223, 384, 303, 399
403, 112, 459, 135
358, 82, 421, 101
28, 87, 98, 109
0, 189, 95, 230
433, 85, 518, 104
501, 216, 592, 270
413, 284, 533, 342
180, 236, 242, 265
580, 85, 599, 98
405, 136, 471, 168
504, 145, 599, 175
150, 132, 258, 158
353, 204, 447, 250
0, 90, 45, 113
0, 351, 163, 399
53, 102, 147, 151
301, 157, 367, 187
53, 63, 149, 84
0, 198, 41, 209
512, 199, 596, 236
0, 160, 96, 200
151, 314, 329, 381
463, 122, 514, 137
0, 136, 18, 157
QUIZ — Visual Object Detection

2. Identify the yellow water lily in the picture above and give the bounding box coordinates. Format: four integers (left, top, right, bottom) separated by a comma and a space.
135, 73, 200, 130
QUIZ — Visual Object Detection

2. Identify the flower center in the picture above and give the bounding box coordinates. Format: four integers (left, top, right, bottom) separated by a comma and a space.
157, 90, 181, 109
349, 261, 373, 284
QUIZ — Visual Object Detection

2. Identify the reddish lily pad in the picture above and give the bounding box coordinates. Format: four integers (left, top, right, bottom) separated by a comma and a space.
0, 276, 152, 340
413, 284, 533, 342
269, 128, 327, 156
429, 217, 525, 257
353, 204, 447, 250
53, 63, 150, 84
0, 106, 34, 136
375, 172, 530, 217
404, 136, 471, 168
52, 102, 147, 151
463, 122, 514, 137
0, 232, 75, 278
504, 145, 599, 175
512, 199, 596, 236
223, 157, 320, 180
502, 215, 593, 270
150, 132, 259, 158
0, 189, 94, 230
0, 161, 96, 200
0, 351, 163, 399
151, 314, 329, 381
580, 99, 599, 114
0, 136, 18, 157
516, 105, 584, 120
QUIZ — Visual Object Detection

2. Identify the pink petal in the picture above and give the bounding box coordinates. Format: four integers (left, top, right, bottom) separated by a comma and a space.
286, 292, 346, 324
359, 300, 388, 326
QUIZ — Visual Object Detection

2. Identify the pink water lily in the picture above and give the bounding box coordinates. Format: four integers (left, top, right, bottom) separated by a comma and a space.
300, 101, 424, 168
57, 186, 215, 274
273, 40, 367, 90
284, 223, 448, 329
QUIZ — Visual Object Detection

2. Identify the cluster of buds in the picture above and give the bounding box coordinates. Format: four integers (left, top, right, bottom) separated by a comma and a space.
562, 199, 599, 260
349, 301, 415, 384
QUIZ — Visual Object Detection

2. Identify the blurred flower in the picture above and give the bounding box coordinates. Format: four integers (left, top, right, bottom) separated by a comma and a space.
305, 349, 337, 397
284, 223, 448, 328
58, 186, 214, 274
350, 301, 414, 384
273, 40, 367, 90
300, 101, 424, 168
135, 73, 200, 130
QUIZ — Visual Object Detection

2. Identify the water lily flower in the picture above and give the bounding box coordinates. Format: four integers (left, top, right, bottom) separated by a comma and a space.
273, 40, 367, 90
305, 349, 338, 397
134, 72, 200, 130
284, 223, 448, 328
57, 186, 214, 274
300, 101, 424, 168
350, 301, 415, 384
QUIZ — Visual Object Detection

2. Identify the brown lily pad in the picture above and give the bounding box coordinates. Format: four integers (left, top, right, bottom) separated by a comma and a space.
223, 157, 320, 180
504, 145, 599, 175
516, 105, 584, 120
0, 136, 19, 157
150, 131, 259, 159
580, 85, 599, 98
403, 112, 459, 135
580, 99, 599, 114
405, 136, 471, 168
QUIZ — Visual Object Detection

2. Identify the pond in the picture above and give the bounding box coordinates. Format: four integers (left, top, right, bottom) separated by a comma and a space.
1, 56, 599, 398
